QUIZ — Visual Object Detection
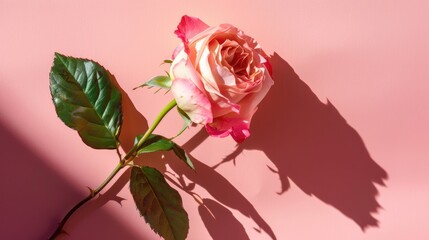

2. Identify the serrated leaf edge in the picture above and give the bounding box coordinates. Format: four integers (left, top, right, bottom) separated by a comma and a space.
51, 53, 122, 148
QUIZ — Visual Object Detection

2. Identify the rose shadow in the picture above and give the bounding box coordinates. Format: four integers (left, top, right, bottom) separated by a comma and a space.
83, 75, 272, 240
216, 53, 388, 230
58, 51, 387, 238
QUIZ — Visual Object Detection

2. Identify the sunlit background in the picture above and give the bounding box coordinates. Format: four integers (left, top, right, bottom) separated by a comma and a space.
1, 0, 428, 239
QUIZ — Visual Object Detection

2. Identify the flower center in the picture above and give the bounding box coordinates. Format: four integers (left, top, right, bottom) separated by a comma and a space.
220, 40, 253, 79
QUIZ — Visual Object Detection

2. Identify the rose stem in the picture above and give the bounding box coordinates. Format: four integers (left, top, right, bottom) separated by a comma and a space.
49, 99, 177, 240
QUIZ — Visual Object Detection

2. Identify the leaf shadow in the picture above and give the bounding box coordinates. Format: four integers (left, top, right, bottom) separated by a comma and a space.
45, 74, 152, 239
97, 51, 388, 238
217, 53, 388, 230
75, 73, 151, 214
198, 198, 250, 240
110, 75, 276, 239
163, 175, 252, 240
163, 147, 276, 240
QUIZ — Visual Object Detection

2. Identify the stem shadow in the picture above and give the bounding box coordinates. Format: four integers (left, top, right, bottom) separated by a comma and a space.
114, 75, 276, 239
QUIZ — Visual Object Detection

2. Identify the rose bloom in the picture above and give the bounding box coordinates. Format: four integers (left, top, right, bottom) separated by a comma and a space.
170, 15, 273, 142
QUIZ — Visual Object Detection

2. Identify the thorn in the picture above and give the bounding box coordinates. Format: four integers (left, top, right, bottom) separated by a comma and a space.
132, 84, 145, 90
112, 196, 126, 206
266, 164, 278, 173
86, 186, 95, 197
99, 193, 127, 206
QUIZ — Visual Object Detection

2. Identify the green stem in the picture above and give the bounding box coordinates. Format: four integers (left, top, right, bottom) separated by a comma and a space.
48, 162, 123, 240
123, 99, 177, 163
49, 99, 177, 239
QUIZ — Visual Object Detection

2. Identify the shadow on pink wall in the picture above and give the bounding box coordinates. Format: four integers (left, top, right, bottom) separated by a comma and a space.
8, 52, 387, 239
162, 142, 273, 240
116, 53, 388, 239
112, 75, 271, 240
0, 120, 142, 239
216, 53, 389, 230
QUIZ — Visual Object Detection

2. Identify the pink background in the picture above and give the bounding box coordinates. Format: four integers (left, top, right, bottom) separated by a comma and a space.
1, 0, 428, 239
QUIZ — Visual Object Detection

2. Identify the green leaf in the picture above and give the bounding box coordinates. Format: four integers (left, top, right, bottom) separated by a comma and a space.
134, 134, 195, 170
177, 107, 191, 125
136, 135, 174, 154
130, 166, 189, 240
173, 107, 192, 139
134, 75, 172, 90
172, 145, 194, 170
49, 53, 122, 149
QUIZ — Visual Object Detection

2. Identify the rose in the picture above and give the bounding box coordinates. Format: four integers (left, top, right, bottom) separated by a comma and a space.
170, 15, 274, 142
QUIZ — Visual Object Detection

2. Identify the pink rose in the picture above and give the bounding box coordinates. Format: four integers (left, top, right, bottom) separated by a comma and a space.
170, 15, 274, 143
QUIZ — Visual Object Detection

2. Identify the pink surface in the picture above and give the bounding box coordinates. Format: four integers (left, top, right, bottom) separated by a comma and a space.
1, 0, 428, 239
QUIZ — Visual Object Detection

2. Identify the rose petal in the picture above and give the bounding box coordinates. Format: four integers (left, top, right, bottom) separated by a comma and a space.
235, 68, 274, 118
174, 15, 210, 53
171, 16, 274, 143
171, 78, 213, 124
205, 117, 250, 143
230, 122, 251, 143
172, 44, 184, 59
171, 56, 206, 92
257, 52, 273, 77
